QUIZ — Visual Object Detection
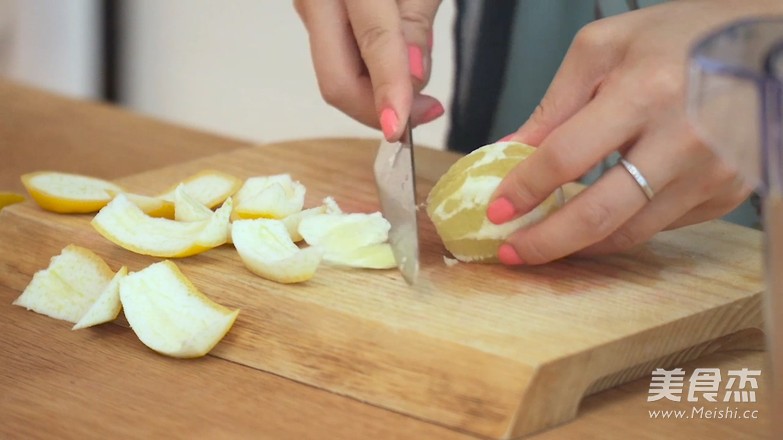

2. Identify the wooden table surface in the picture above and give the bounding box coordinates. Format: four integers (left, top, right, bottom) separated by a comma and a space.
0, 80, 773, 439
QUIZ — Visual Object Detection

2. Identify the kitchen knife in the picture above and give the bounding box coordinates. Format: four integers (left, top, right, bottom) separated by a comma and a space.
373, 122, 420, 285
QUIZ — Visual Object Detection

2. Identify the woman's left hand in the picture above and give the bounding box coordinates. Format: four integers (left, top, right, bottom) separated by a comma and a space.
488, 0, 778, 266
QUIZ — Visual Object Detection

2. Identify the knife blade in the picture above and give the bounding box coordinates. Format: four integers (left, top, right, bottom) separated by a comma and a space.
373, 122, 420, 285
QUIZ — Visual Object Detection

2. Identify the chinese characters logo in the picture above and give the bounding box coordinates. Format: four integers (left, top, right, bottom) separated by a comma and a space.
647, 368, 761, 403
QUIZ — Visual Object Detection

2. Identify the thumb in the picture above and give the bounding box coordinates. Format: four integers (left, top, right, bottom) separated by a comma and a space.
398, 0, 441, 89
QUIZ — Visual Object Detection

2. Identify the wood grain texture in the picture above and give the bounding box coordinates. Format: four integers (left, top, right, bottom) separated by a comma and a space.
0, 79, 249, 193
0, 138, 766, 438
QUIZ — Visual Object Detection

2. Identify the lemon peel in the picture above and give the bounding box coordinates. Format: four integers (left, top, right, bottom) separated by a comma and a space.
158, 170, 241, 209
13, 245, 116, 323
426, 141, 563, 262
92, 193, 232, 258
232, 218, 322, 284
233, 174, 306, 219
72, 266, 127, 330
299, 212, 396, 269
281, 196, 342, 242
119, 260, 239, 358
21, 171, 123, 213
118, 193, 175, 218
174, 184, 214, 222
0, 192, 25, 210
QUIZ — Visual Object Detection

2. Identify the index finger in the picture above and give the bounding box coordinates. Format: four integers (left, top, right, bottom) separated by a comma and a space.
345, 0, 413, 141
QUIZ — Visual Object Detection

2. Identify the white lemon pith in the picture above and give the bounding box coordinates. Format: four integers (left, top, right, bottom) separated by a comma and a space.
299, 212, 396, 269
119, 260, 239, 358
72, 266, 127, 330
158, 170, 242, 208
426, 141, 562, 263
91, 193, 232, 258
13, 245, 116, 323
233, 174, 306, 219
232, 219, 322, 284
21, 171, 124, 213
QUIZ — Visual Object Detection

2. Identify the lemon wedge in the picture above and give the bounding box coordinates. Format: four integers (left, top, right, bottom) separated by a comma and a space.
13, 245, 116, 323
233, 174, 306, 219
158, 170, 241, 209
92, 193, 232, 258
232, 218, 322, 284
426, 141, 563, 262
72, 266, 127, 330
119, 260, 239, 358
299, 212, 396, 269
21, 171, 123, 213
281, 196, 342, 242
0, 192, 25, 210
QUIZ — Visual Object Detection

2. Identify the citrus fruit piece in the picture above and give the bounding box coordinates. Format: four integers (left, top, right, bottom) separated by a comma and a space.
426, 141, 563, 263
72, 266, 127, 330
232, 218, 322, 284
13, 245, 116, 323
281, 196, 342, 242
233, 174, 306, 219
298, 212, 396, 268
324, 243, 397, 269
92, 193, 232, 258
0, 192, 25, 210
21, 171, 124, 213
299, 212, 390, 251
118, 193, 175, 218
119, 260, 239, 358
158, 170, 241, 209
174, 184, 214, 222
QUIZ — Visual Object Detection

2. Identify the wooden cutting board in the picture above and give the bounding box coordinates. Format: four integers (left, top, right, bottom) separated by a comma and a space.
0, 138, 765, 439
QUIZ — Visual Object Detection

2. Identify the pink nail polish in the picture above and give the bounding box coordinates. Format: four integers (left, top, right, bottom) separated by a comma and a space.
408, 45, 424, 81
380, 108, 399, 140
487, 197, 516, 224
498, 244, 525, 265
419, 102, 445, 124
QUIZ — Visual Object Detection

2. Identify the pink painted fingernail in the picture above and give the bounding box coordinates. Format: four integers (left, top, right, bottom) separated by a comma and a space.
408, 45, 424, 81
380, 107, 399, 140
487, 197, 516, 224
427, 30, 434, 50
498, 244, 525, 266
419, 102, 445, 124
498, 134, 516, 142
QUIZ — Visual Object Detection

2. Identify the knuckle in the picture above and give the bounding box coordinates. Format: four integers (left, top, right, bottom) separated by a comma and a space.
540, 136, 581, 180
400, 9, 431, 33
572, 21, 613, 54
606, 226, 640, 252
515, 233, 551, 265
317, 79, 348, 107
578, 200, 615, 237
636, 64, 683, 108
356, 25, 394, 56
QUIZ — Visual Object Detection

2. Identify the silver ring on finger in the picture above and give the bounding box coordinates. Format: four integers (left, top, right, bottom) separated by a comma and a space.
618, 157, 655, 201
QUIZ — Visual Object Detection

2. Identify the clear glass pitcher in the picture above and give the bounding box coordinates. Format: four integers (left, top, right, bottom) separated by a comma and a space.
688, 17, 783, 436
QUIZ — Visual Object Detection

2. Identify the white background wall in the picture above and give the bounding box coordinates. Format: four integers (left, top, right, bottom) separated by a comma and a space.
0, 0, 102, 99
0, 0, 455, 150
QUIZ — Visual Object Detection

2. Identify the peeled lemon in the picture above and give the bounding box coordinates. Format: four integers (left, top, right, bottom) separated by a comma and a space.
426, 141, 563, 263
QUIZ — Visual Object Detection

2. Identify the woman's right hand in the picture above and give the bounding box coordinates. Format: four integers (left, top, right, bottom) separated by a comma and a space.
294, 0, 444, 141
